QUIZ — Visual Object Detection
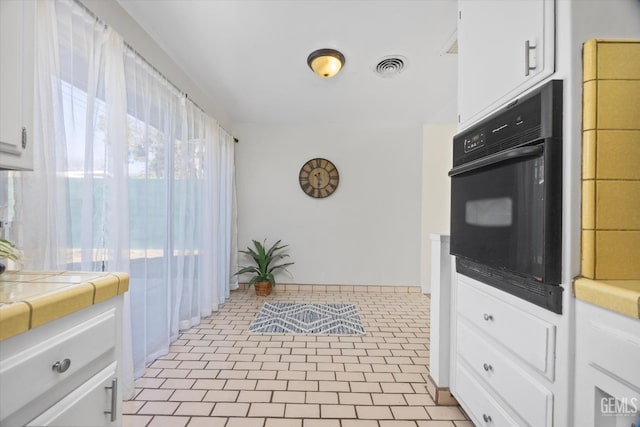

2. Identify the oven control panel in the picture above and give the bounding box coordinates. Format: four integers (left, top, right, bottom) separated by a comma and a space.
463, 129, 485, 153
453, 79, 561, 167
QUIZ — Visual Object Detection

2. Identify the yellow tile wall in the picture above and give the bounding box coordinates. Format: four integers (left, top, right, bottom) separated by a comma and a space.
582, 39, 640, 280
595, 232, 640, 279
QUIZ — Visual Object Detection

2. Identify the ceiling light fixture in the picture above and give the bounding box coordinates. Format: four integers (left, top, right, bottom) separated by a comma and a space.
307, 48, 345, 78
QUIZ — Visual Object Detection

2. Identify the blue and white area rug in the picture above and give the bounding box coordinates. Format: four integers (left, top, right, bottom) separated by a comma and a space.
248, 303, 365, 335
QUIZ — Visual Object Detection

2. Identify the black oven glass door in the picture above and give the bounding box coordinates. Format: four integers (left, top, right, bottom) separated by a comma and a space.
450, 144, 546, 281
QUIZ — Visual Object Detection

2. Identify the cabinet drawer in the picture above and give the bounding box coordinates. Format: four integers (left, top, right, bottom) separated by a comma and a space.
455, 363, 519, 427
0, 309, 116, 421
458, 320, 553, 427
26, 363, 118, 427
457, 278, 555, 378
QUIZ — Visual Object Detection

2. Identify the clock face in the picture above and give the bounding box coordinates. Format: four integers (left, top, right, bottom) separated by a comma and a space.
299, 158, 340, 198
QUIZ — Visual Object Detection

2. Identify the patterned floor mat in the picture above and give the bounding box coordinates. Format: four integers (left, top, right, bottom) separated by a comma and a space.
248, 302, 366, 335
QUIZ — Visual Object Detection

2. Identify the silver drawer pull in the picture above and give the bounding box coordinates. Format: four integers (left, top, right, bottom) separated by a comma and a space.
483, 313, 493, 321
104, 378, 118, 422
483, 413, 492, 423
483, 363, 493, 372
52, 358, 71, 373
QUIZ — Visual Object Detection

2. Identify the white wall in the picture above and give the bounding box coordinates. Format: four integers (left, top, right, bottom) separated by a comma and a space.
420, 124, 456, 293
235, 122, 423, 286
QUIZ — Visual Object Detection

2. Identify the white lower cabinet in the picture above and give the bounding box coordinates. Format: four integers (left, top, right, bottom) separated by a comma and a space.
456, 278, 556, 379
26, 363, 118, 427
457, 321, 553, 426
574, 299, 640, 426
452, 275, 556, 426
0, 297, 123, 427
455, 364, 519, 427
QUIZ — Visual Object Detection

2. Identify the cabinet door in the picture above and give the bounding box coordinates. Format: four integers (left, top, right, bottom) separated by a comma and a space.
26, 363, 119, 427
0, 0, 35, 170
458, 0, 555, 127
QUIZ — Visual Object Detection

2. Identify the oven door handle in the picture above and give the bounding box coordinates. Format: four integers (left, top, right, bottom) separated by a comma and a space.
448, 145, 543, 177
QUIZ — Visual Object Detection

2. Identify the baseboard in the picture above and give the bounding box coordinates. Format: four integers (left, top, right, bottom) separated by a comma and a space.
426, 374, 459, 406
237, 283, 422, 294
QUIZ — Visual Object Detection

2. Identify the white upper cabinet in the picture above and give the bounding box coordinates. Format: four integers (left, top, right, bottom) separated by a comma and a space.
0, 0, 35, 170
457, 0, 555, 128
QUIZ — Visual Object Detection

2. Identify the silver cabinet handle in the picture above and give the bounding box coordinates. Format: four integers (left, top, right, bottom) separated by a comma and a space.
52, 358, 71, 373
104, 378, 118, 422
483, 313, 493, 321
525, 40, 536, 76
21, 127, 27, 149
483, 363, 493, 372
483, 413, 492, 423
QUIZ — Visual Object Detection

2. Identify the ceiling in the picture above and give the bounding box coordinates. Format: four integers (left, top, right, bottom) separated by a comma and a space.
116, 0, 458, 126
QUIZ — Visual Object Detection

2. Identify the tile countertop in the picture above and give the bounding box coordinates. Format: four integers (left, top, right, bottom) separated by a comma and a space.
574, 277, 640, 319
0, 271, 129, 341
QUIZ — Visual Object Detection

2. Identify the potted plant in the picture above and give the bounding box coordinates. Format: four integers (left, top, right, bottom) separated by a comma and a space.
0, 239, 22, 275
235, 239, 294, 296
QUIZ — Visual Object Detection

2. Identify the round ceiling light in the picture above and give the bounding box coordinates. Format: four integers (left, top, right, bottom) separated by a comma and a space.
307, 48, 345, 78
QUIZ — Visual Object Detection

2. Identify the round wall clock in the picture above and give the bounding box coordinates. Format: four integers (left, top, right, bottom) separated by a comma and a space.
298, 158, 340, 198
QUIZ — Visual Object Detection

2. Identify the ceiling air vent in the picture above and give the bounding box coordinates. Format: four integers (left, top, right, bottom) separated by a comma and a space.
440, 30, 458, 56
374, 56, 406, 77
444, 39, 458, 54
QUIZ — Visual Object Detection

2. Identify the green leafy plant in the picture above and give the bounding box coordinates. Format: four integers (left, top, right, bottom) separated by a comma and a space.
235, 239, 294, 287
0, 239, 22, 262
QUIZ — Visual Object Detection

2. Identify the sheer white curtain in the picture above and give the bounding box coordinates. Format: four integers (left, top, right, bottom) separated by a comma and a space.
123, 53, 235, 376
16, 0, 236, 393
123, 50, 178, 376
216, 128, 237, 301
16, 0, 69, 269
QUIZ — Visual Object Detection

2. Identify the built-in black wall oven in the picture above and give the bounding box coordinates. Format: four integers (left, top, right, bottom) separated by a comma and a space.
449, 80, 563, 314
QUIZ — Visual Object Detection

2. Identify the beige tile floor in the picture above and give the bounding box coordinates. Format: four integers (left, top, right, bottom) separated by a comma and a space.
123, 286, 471, 427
